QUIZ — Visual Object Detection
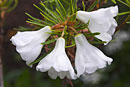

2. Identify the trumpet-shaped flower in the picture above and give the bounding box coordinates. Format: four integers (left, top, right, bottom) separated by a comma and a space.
76, 6, 118, 44
10, 26, 51, 65
36, 38, 77, 79
75, 34, 113, 77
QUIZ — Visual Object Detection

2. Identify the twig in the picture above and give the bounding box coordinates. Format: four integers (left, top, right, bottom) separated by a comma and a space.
69, 27, 78, 34
61, 78, 74, 87
0, 56, 4, 87
0, 11, 5, 87
0, 28, 4, 87
116, 15, 130, 32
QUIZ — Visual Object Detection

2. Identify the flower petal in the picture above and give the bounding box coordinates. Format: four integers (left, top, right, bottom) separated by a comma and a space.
10, 26, 51, 66
76, 6, 118, 44
75, 34, 113, 77
36, 38, 77, 79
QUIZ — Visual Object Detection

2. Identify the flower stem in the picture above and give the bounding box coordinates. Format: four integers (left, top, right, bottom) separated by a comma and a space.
61, 25, 68, 37
61, 30, 64, 37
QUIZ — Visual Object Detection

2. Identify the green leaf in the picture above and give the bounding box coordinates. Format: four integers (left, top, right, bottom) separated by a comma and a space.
70, 0, 74, 14
5, 0, 13, 7
33, 4, 44, 13
125, 0, 130, 5
126, 21, 130, 23
40, 11, 58, 23
56, 8, 65, 21
75, 20, 89, 30
111, 0, 117, 4
87, 0, 98, 11
65, 44, 75, 48
55, 0, 62, 14
26, 21, 46, 27
82, 1, 86, 11
118, 11, 130, 16
74, 0, 78, 12
65, 35, 76, 48
62, 0, 70, 5
7, 0, 18, 12
117, 0, 130, 7
57, 0, 66, 18
34, 4, 58, 23
25, 13, 44, 23
15, 26, 32, 31
40, 12, 56, 24
0, 0, 7, 7
89, 41, 106, 44
43, 21, 54, 26
54, 0, 60, 9
54, 0, 66, 20
41, 39, 57, 45
47, 30, 62, 35
40, 2, 61, 22
33, 3, 60, 24
44, 0, 55, 3
89, 37, 107, 45
84, 32, 100, 37
64, 25, 68, 35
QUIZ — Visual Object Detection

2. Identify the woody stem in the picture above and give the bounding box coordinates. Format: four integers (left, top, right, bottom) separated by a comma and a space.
69, 27, 78, 34
0, 11, 4, 87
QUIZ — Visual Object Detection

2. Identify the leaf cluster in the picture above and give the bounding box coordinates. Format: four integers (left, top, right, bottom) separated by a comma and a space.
0, 0, 18, 13
111, 0, 130, 23
26, 0, 77, 27
17, 0, 108, 65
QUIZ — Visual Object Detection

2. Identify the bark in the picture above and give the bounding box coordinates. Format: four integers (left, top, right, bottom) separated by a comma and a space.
0, 11, 5, 87
0, 27, 4, 87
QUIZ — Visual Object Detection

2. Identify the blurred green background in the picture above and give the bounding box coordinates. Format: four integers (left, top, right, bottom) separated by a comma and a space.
1, 0, 130, 87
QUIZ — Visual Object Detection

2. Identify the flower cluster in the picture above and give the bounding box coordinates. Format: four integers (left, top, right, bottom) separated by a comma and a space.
10, 6, 118, 79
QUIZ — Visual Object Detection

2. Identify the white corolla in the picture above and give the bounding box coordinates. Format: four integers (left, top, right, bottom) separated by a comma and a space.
75, 34, 113, 77
76, 6, 118, 44
10, 26, 51, 65
36, 37, 77, 79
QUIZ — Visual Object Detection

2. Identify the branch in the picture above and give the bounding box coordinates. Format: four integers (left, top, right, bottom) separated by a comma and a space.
0, 11, 5, 87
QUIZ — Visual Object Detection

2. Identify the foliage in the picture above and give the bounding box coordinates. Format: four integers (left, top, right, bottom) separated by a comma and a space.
111, 0, 130, 23
20, 0, 109, 65
0, 0, 18, 13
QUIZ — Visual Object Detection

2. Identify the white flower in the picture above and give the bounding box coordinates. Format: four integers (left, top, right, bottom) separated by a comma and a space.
75, 34, 113, 77
76, 6, 118, 45
10, 26, 51, 66
36, 38, 77, 79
